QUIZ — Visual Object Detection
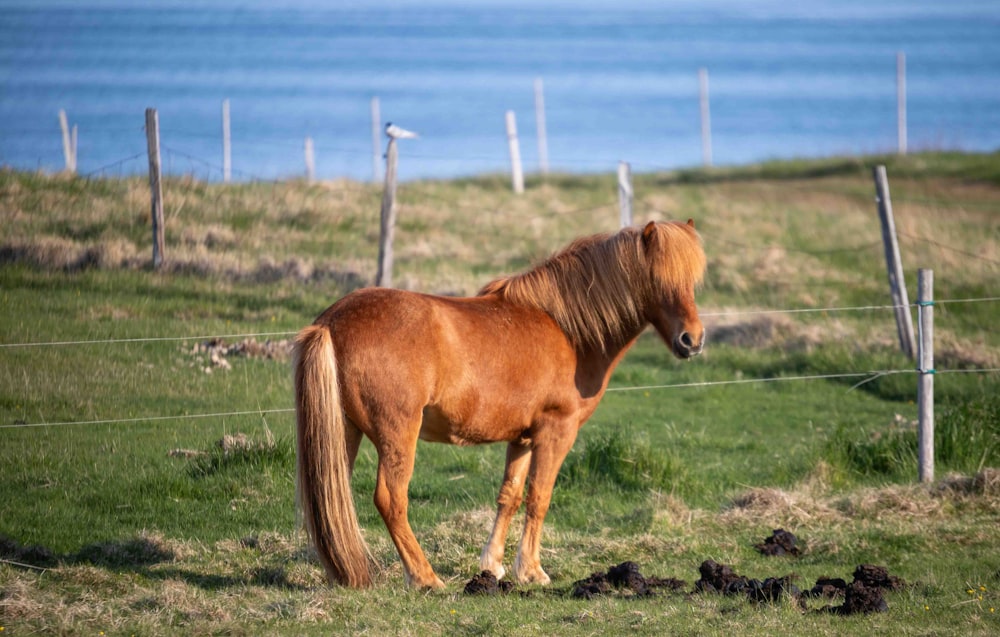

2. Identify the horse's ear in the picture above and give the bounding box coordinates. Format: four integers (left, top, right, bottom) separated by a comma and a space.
687, 218, 696, 229
642, 221, 658, 250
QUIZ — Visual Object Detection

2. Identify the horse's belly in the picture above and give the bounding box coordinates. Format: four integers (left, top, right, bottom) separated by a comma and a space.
419, 405, 525, 446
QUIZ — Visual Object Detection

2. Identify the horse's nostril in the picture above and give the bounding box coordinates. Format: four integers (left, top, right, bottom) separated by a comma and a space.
680, 332, 694, 349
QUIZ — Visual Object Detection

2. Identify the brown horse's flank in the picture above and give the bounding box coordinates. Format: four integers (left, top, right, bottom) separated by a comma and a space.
294, 220, 706, 588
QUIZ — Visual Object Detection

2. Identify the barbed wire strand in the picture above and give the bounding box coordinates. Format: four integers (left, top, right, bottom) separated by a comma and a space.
0, 408, 295, 430
0, 331, 297, 349
2, 297, 998, 349
4, 367, 998, 431
897, 230, 1000, 266
79, 152, 147, 178
604, 370, 909, 393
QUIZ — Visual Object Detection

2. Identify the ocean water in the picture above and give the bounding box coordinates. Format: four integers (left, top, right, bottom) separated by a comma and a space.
1, 0, 999, 182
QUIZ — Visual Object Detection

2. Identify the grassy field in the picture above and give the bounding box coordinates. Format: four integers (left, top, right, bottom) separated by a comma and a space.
1, 153, 999, 635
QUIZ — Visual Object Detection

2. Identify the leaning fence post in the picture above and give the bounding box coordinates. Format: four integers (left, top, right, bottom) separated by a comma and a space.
917, 268, 934, 483
145, 108, 165, 269
59, 109, 77, 174
376, 137, 398, 287
304, 137, 315, 183
873, 165, 916, 359
376, 123, 417, 288
617, 161, 633, 228
505, 110, 524, 194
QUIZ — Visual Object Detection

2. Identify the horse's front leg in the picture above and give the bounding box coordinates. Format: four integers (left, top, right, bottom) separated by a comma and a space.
373, 428, 444, 589
480, 441, 531, 579
514, 422, 579, 585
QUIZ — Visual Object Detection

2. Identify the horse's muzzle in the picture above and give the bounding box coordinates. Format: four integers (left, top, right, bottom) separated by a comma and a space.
674, 331, 704, 359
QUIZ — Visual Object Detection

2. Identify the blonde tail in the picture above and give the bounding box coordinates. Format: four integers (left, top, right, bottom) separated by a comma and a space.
294, 324, 372, 587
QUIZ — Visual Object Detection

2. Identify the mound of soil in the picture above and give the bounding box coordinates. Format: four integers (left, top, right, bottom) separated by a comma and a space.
852, 564, 905, 591
459, 553, 904, 617
571, 561, 686, 599
463, 571, 515, 596
834, 579, 889, 615
694, 559, 749, 595
694, 559, 801, 605
805, 576, 848, 599
754, 528, 802, 557
462, 562, 686, 599
812, 564, 905, 615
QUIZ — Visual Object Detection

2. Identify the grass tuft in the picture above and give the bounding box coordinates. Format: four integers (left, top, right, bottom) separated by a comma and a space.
825, 394, 1000, 479
188, 431, 295, 478
559, 427, 684, 493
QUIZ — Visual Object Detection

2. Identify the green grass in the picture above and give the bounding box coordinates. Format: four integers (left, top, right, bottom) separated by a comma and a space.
1, 154, 999, 635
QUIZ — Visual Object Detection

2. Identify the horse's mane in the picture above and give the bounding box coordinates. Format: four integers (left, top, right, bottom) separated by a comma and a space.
479, 221, 706, 352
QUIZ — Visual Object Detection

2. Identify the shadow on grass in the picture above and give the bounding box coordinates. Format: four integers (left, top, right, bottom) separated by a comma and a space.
0, 533, 312, 591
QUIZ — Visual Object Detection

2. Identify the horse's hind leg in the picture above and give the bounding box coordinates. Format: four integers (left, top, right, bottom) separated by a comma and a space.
373, 427, 444, 589
480, 441, 531, 579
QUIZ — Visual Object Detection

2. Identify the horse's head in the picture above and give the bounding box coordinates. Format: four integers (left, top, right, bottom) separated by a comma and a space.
641, 220, 706, 359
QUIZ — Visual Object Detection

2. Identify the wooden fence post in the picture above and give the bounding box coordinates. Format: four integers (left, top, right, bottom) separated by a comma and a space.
58, 109, 77, 174
699, 68, 712, 168
897, 52, 907, 156
371, 96, 382, 183
534, 77, 549, 175
145, 108, 165, 270
873, 165, 915, 359
505, 110, 524, 194
376, 137, 399, 287
617, 161, 633, 228
222, 99, 232, 182
917, 269, 934, 483
304, 137, 315, 183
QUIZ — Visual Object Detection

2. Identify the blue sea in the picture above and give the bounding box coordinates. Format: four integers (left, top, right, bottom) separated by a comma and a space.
2, 0, 999, 182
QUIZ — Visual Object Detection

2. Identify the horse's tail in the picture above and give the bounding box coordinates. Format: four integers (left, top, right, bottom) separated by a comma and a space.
294, 324, 372, 588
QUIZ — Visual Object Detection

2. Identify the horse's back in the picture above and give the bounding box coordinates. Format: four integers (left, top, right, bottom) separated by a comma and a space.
313, 287, 583, 445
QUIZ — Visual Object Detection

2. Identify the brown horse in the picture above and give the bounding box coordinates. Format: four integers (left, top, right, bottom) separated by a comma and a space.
294, 220, 706, 589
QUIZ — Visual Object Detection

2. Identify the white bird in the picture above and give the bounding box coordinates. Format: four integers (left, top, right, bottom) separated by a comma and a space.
385, 122, 419, 140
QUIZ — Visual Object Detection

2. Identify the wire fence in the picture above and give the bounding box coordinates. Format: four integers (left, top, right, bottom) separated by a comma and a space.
3, 139, 998, 433
2, 297, 997, 430
3, 297, 998, 350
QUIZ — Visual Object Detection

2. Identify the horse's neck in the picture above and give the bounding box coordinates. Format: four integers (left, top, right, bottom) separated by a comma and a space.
574, 331, 643, 399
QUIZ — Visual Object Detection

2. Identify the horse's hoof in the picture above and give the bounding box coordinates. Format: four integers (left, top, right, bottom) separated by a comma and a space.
480, 559, 506, 581
405, 571, 446, 590
515, 567, 551, 585
416, 575, 446, 590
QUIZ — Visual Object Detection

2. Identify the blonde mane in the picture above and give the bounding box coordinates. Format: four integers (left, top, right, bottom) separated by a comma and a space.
479, 221, 706, 352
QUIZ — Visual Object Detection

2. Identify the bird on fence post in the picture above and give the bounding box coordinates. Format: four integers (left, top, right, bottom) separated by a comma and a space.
385, 122, 419, 140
